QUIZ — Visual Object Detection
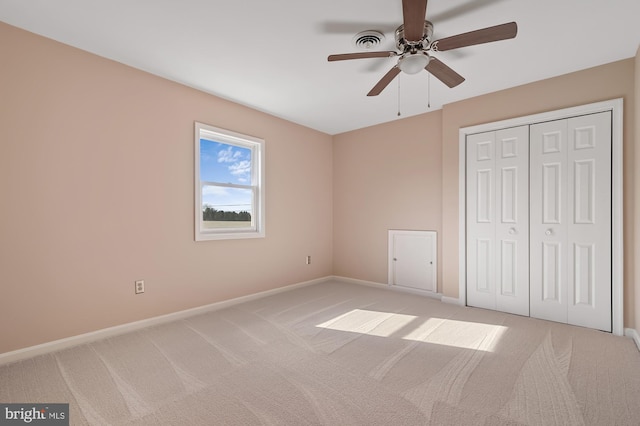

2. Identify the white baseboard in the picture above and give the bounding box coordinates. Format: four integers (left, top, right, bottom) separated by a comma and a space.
624, 328, 640, 351
0, 276, 332, 366
331, 275, 390, 290
331, 276, 443, 301
441, 296, 463, 306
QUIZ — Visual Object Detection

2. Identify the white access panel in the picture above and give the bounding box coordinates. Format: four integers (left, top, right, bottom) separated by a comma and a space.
466, 126, 529, 316
388, 230, 437, 292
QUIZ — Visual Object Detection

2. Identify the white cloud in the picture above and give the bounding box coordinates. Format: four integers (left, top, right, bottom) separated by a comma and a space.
229, 160, 251, 179
217, 146, 243, 163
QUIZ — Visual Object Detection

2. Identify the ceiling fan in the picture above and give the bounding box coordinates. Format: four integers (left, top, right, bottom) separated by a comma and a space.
327, 0, 517, 96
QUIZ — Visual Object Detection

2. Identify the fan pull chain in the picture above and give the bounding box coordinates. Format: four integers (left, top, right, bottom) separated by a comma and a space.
427, 72, 431, 109
397, 74, 401, 116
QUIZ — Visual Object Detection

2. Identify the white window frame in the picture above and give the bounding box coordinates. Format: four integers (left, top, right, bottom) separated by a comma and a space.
195, 122, 265, 241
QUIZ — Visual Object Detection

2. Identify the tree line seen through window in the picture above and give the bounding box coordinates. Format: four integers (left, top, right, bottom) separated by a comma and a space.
202, 205, 251, 222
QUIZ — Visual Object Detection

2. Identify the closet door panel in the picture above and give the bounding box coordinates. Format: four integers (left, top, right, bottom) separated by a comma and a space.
530, 112, 612, 331
466, 132, 497, 310
530, 120, 569, 324
466, 126, 529, 315
495, 126, 529, 316
567, 112, 612, 331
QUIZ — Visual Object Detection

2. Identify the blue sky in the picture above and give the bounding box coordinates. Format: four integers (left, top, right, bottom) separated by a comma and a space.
200, 139, 251, 184
200, 139, 253, 213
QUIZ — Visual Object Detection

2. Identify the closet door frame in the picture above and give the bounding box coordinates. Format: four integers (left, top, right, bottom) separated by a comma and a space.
457, 98, 624, 336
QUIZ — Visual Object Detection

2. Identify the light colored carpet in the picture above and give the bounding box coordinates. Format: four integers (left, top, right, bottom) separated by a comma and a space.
1, 280, 639, 425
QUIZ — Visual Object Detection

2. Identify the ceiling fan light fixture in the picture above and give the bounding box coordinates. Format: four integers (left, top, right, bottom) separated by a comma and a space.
398, 53, 430, 74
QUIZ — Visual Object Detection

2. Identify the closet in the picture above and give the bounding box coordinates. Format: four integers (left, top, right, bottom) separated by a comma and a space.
464, 104, 617, 333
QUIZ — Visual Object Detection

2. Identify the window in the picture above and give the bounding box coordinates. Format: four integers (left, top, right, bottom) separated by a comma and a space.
195, 122, 265, 241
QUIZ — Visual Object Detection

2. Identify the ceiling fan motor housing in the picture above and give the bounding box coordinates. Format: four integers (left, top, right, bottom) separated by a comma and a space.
395, 20, 434, 52
395, 20, 433, 74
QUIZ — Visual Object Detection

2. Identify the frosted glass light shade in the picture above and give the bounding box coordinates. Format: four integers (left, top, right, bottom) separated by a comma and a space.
398, 53, 430, 74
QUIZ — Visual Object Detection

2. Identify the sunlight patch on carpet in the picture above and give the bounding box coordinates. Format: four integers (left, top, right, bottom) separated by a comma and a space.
316, 309, 507, 352
315, 309, 416, 337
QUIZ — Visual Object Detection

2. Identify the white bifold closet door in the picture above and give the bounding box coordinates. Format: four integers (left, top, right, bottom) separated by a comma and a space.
466, 126, 530, 316
466, 111, 612, 332
530, 112, 612, 331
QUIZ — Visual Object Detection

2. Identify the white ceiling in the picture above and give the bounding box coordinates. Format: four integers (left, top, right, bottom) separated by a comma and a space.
1, 0, 639, 135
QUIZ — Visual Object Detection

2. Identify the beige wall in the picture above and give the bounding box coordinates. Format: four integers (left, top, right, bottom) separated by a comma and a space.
333, 112, 443, 288
635, 46, 640, 331
0, 22, 333, 354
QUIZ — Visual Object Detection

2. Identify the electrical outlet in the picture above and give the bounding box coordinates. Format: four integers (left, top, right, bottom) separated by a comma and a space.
306, 256, 311, 265
135, 280, 145, 294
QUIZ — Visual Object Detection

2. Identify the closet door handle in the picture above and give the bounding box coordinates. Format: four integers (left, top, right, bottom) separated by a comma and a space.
545, 229, 554, 236
509, 227, 517, 235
